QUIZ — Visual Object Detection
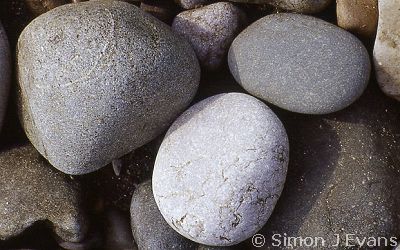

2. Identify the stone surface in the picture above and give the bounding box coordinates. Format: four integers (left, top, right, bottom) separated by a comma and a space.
153, 93, 289, 246
229, 0, 332, 13
105, 208, 136, 250
175, 0, 209, 9
373, 0, 400, 101
228, 13, 370, 115
172, 2, 246, 71
336, 0, 378, 38
141, 1, 178, 24
257, 82, 400, 249
0, 22, 10, 133
0, 144, 87, 243
17, 0, 200, 175
130, 180, 197, 250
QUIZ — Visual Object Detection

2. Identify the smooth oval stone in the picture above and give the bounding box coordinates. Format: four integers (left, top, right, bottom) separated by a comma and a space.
152, 93, 289, 246
373, 0, 400, 101
17, 0, 200, 174
228, 13, 370, 114
0, 22, 11, 132
229, 0, 332, 13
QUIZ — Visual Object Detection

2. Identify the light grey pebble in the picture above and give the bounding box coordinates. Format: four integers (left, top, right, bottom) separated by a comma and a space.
0, 144, 88, 243
17, 0, 200, 175
130, 180, 197, 250
152, 93, 289, 246
229, 0, 332, 13
172, 2, 246, 71
0, 22, 10, 132
228, 13, 370, 115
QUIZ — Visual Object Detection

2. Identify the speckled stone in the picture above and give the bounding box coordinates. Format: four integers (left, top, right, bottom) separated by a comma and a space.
172, 2, 246, 71
152, 93, 289, 246
130, 180, 197, 250
228, 13, 370, 115
336, 0, 378, 38
175, 0, 209, 9
0, 144, 87, 243
228, 0, 332, 13
373, 0, 400, 101
17, 0, 200, 175
258, 83, 400, 249
0, 22, 10, 132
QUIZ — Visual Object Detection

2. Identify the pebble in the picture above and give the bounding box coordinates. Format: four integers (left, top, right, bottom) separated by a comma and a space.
228, 0, 332, 13
152, 93, 289, 246
172, 2, 246, 71
0, 144, 88, 243
373, 0, 400, 101
130, 180, 197, 249
0, 22, 10, 132
228, 13, 370, 114
337, 0, 378, 38
17, 0, 200, 174
175, 0, 209, 9
104, 208, 136, 250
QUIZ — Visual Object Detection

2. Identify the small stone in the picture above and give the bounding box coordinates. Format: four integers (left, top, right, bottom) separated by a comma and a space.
140, 0, 178, 23
0, 144, 88, 243
228, 13, 370, 114
373, 0, 400, 101
105, 208, 136, 250
17, 0, 200, 175
130, 180, 197, 250
228, 0, 332, 13
336, 0, 378, 38
0, 22, 11, 132
153, 93, 289, 246
172, 2, 246, 71
175, 0, 209, 9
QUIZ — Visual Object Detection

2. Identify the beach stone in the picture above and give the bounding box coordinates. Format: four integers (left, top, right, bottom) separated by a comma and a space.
130, 180, 197, 250
0, 144, 88, 243
373, 0, 400, 101
258, 83, 400, 249
17, 0, 200, 175
336, 0, 378, 38
152, 93, 289, 246
0, 22, 10, 132
175, 0, 209, 9
228, 13, 370, 114
172, 2, 246, 71
229, 0, 332, 13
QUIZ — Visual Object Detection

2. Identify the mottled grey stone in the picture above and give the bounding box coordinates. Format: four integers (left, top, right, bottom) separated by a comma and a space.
172, 2, 246, 71
229, 0, 332, 13
152, 93, 289, 246
130, 180, 197, 250
0, 144, 87, 243
0, 22, 10, 132
17, 0, 200, 175
228, 13, 370, 115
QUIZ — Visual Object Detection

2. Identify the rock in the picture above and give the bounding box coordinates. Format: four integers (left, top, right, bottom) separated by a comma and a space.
0, 22, 11, 132
373, 0, 400, 101
130, 180, 197, 250
172, 2, 246, 71
336, 0, 378, 38
152, 93, 289, 246
175, 0, 209, 9
141, 1, 178, 24
17, 0, 200, 175
228, 13, 370, 115
0, 144, 88, 243
24, 0, 71, 16
258, 83, 400, 249
105, 208, 136, 250
228, 0, 332, 13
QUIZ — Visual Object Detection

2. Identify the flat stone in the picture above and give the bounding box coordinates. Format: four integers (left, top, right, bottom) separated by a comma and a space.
17, 0, 200, 174
172, 2, 246, 71
0, 22, 10, 132
228, 0, 332, 13
373, 0, 400, 101
228, 13, 370, 114
152, 93, 289, 246
336, 0, 378, 38
130, 180, 197, 250
0, 144, 88, 243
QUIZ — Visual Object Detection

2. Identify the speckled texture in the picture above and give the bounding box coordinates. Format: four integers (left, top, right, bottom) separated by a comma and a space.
373, 0, 400, 101
0, 22, 10, 133
172, 2, 246, 71
336, 0, 378, 38
17, 0, 200, 175
258, 83, 400, 249
152, 93, 289, 246
130, 180, 197, 250
229, 0, 332, 13
228, 13, 370, 115
0, 144, 87, 243
175, 0, 210, 9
